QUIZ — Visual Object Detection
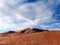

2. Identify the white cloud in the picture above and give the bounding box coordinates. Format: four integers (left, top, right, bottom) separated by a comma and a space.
0, 0, 60, 32
0, 0, 5, 7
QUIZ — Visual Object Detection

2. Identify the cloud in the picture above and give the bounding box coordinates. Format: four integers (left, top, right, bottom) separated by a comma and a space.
0, 0, 60, 32
40, 22, 60, 30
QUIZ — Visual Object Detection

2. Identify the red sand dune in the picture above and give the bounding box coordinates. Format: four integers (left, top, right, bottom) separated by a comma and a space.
0, 28, 60, 45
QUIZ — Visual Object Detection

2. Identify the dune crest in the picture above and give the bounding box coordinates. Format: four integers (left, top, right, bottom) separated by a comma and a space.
0, 28, 60, 45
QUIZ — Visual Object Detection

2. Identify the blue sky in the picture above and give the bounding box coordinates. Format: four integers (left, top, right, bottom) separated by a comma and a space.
0, 0, 60, 33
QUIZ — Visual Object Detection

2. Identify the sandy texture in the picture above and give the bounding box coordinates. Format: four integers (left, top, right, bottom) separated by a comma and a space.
0, 28, 60, 45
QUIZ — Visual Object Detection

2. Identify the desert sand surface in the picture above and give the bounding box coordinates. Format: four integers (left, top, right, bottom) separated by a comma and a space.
0, 28, 60, 45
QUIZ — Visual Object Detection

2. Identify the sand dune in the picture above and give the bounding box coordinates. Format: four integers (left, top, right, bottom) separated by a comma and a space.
0, 28, 60, 45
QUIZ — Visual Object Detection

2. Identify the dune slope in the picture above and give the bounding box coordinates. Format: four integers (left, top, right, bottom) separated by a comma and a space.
0, 28, 60, 45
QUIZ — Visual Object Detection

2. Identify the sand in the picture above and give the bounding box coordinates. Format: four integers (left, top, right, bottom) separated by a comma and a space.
0, 28, 60, 45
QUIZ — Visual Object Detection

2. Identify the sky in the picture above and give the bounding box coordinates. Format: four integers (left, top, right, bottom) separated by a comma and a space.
0, 0, 60, 33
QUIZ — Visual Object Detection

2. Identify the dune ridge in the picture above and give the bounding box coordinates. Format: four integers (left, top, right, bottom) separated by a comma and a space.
0, 28, 60, 45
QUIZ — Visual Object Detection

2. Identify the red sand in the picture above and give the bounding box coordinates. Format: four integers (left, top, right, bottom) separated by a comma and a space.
0, 28, 60, 45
